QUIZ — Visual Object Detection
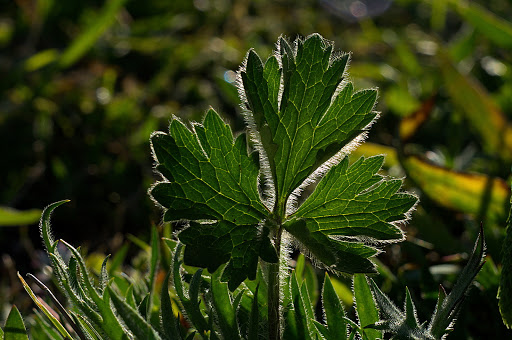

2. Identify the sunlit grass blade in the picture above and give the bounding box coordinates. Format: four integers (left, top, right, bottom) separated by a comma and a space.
17, 273, 73, 339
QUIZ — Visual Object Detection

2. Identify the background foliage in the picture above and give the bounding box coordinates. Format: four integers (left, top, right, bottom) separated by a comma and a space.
2, 0, 512, 338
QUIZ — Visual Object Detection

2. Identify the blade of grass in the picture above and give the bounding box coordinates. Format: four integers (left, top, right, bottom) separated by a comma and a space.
17, 273, 73, 339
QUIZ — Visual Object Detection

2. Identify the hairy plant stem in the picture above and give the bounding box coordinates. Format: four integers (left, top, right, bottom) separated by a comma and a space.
268, 225, 283, 340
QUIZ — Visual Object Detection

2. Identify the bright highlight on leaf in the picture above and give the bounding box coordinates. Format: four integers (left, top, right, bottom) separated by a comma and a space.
150, 33, 417, 290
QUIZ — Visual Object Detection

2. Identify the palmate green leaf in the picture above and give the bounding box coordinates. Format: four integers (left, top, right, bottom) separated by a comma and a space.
150, 108, 278, 290
150, 34, 417, 291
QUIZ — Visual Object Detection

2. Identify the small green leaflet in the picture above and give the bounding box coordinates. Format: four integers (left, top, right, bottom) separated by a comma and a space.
150, 33, 417, 289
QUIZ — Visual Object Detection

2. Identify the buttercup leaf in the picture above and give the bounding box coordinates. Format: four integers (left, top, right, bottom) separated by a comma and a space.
151, 34, 417, 290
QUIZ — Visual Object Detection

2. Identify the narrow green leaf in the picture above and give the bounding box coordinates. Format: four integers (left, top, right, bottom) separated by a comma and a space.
72, 312, 102, 340
404, 288, 419, 329
48, 252, 104, 333
353, 274, 381, 340
61, 241, 127, 340
290, 272, 310, 340
429, 227, 486, 338
160, 270, 182, 340
3, 305, 29, 340
300, 280, 319, 339
322, 273, 347, 339
500, 195, 512, 328
187, 269, 209, 334
125, 285, 137, 309
0, 206, 41, 226
148, 226, 160, 318
210, 267, 240, 338
99, 255, 111, 293
30, 310, 65, 340
248, 285, 260, 340
108, 286, 161, 339
138, 293, 150, 320
17, 273, 73, 339
39, 200, 69, 254
312, 320, 330, 340
171, 244, 209, 336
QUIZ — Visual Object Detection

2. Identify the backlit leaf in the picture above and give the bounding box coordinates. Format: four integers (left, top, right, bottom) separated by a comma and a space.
150, 109, 278, 289
151, 34, 417, 290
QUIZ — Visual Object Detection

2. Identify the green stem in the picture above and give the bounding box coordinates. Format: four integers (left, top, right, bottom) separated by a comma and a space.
268, 226, 282, 340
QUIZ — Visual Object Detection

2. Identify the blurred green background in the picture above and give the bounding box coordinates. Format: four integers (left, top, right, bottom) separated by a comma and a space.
2, 0, 512, 338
